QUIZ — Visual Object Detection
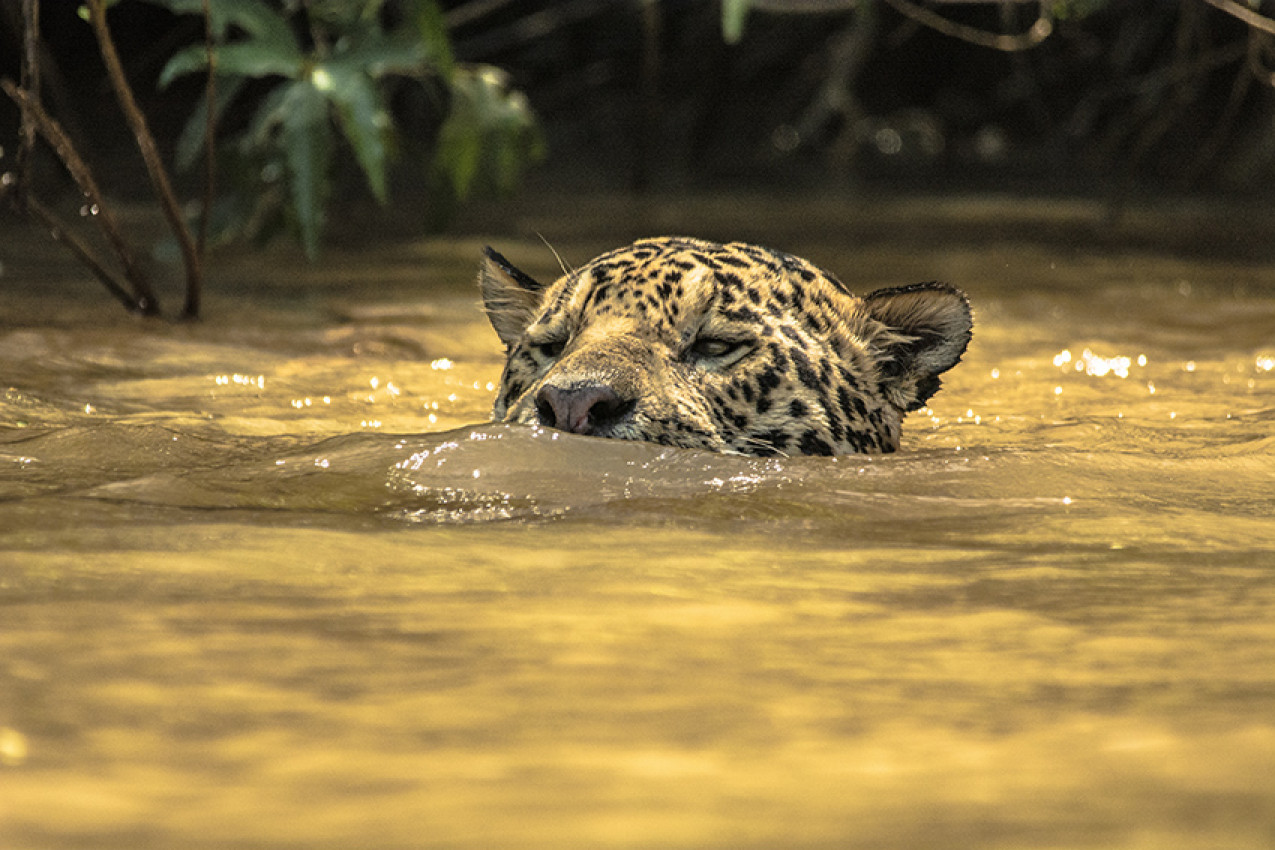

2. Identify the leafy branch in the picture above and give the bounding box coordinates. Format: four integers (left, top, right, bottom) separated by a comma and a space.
152, 0, 543, 259
2, 0, 542, 317
2, 0, 198, 316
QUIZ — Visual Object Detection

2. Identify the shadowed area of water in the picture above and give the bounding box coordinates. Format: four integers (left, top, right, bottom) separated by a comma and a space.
2, 198, 1273, 849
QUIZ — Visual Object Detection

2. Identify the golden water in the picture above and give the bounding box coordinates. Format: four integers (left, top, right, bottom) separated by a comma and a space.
2, 199, 1274, 849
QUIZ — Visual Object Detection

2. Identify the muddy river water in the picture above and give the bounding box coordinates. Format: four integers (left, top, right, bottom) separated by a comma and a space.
2, 196, 1273, 848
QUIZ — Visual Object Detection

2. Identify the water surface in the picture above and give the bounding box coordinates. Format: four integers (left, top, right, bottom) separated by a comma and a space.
2, 199, 1274, 849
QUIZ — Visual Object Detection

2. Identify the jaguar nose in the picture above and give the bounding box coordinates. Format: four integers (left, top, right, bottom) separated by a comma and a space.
535, 382, 636, 435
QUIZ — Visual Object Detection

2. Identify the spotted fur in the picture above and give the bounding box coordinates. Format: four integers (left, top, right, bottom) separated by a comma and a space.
478, 237, 972, 456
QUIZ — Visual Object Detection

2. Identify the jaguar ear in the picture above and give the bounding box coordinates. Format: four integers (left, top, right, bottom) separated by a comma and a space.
479, 247, 546, 349
863, 282, 972, 412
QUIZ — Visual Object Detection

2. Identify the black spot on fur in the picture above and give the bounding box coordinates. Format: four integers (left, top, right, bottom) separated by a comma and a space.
791, 348, 820, 390
837, 386, 857, 421
817, 357, 833, 386
798, 431, 834, 456
716, 253, 753, 269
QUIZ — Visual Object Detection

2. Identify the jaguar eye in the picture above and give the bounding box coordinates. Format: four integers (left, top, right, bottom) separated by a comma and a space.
689, 337, 751, 362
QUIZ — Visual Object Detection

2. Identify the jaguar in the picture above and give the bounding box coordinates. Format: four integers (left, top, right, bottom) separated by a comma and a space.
478, 236, 971, 456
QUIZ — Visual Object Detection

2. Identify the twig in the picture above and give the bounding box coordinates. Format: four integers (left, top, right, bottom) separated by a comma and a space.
84, 0, 203, 319
24, 196, 145, 313
1200, 0, 1275, 38
190, 0, 217, 319
15, 0, 39, 213
881, 0, 1052, 52
1, 79, 159, 315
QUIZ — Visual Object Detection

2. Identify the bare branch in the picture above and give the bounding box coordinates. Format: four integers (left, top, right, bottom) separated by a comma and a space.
189, 0, 217, 319
13, 0, 40, 215
24, 196, 147, 314
84, 0, 203, 318
881, 0, 1052, 52
1, 79, 159, 315
1200, 0, 1275, 38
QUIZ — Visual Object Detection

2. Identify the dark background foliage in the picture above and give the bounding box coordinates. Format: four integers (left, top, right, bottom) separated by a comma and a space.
3, 0, 1274, 229
442, 0, 1274, 197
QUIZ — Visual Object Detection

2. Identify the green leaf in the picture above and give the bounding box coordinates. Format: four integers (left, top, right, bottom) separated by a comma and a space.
433, 66, 542, 201
306, 0, 380, 32
315, 61, 390, 202
721, 0, 751, 44
329, 32, 428, 79
408, 0, 453, 79
434, 101, 482, 201
175, 75, 248, 171
276, 80, 333, 259
160, 40, 303, 87
244, 82, 295, 145
136, 0, 297, 46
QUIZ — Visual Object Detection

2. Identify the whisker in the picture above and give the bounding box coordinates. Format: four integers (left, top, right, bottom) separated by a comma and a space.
537, 232, 573, 275
734, 434, 791, 458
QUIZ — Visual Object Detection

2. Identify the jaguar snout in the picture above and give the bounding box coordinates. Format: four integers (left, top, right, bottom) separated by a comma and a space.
535, 382, 637, 435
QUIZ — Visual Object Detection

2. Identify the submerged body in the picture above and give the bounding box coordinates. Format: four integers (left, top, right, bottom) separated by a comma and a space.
479, 237, 972, 455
